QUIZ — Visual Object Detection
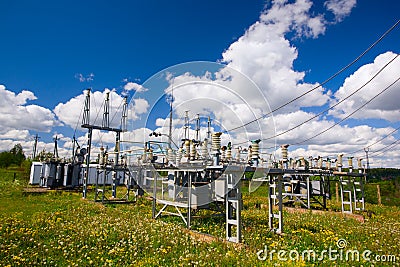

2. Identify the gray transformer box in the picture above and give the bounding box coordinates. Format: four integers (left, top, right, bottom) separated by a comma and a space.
29, 162, 42, 185
190, 185, 211, 209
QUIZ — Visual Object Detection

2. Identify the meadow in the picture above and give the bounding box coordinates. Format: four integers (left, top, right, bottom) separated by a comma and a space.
0, 168, 399, 266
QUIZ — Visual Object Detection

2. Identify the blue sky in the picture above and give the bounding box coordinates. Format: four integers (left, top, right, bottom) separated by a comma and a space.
0, 0, 399, 167
0, 0, 264, 105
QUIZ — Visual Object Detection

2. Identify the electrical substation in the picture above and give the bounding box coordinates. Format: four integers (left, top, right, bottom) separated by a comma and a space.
27, 88, 371, 244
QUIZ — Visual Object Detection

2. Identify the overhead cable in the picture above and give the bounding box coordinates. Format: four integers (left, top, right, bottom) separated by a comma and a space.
232, 54, 399, 146
225, 19, 400, 133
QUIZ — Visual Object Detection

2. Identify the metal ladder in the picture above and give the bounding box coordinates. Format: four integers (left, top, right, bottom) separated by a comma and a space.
226, 173, 242, 243
340, 177, 353, 213
268, 175, 283, 234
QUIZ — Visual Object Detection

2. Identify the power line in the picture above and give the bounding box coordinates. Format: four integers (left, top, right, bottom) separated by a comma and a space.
291, 75, 400, 146
225, 19, 400, 133
232, 53, 399, 146
259, 72, 400, 151
349, 124, 400, 155
369, 139, 400, 157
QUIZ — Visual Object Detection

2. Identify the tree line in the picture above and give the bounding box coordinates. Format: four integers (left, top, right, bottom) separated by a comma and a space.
0, 144, 26, 168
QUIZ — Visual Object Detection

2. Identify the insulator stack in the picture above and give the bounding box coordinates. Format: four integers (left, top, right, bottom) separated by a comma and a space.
176, 147, 183, 166
357, 158, 363, 168
190, 141, 196, 160
201, 139, 208, 159
167, 148, 175, 164
337, 154, 343, 170
348, 157, 353, 167
185, 140, 190, 158
226, 146, 232, 161
104, 153, 108, 165
357, 158, 363, 173
142, 145, 147, 162
211, 132, 222, 166
251, 141, 260, 161
300, 156, 305, 167
99, 146, 105, 165
313, 158, 317, 168
211, 132, 222, 153
348, 157, 354, 172
309, 156, 314, 168
317, 157, 323, 169
281, 144, 289, 162
280, 144, 289, 169
326, 159, 331, 169
221, 146, 226, 161
252, 141, 260, 167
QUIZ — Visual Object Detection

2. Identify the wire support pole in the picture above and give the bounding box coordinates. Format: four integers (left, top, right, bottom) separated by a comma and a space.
364, 147, 370, 170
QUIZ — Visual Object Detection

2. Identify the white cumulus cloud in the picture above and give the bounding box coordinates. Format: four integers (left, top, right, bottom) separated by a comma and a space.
0, 85, 57, 133
329, 52, 400, 122
129, 98, 150, 121
124, 82, 148, 93
324, 0, 357, 22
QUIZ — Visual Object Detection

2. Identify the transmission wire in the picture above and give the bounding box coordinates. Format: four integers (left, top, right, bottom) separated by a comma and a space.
225, 19, 400, 133
233, 54, 399, 146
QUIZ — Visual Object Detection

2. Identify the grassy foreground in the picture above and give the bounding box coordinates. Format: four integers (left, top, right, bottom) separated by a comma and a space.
0, 169, 399, 266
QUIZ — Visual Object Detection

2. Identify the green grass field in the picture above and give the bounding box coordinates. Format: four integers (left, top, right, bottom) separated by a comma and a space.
0, 168, 399, 266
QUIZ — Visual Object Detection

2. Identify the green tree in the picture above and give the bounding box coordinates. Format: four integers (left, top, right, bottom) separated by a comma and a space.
0, 151, 13, 168
10, 144, 26, 166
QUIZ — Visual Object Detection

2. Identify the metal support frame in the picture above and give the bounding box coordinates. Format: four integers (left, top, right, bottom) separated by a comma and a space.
281, 173, 329, 210
150, 166, 243, 242
94, 168, 108, 202
353, 177, 365, 211
93, 165, 132, 204
83, 128, 92, 199
269, 174, 283, 234
152, 169, 199, 229
81, 88, 124, 199
226, 173, 242, 243
340, 176, 353, 213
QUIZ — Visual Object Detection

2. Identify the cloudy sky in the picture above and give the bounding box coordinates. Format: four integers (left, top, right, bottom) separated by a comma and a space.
0, 0, 399, 168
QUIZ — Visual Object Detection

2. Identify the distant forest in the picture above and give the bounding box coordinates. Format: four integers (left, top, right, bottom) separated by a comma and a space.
367, 168, 400, 182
